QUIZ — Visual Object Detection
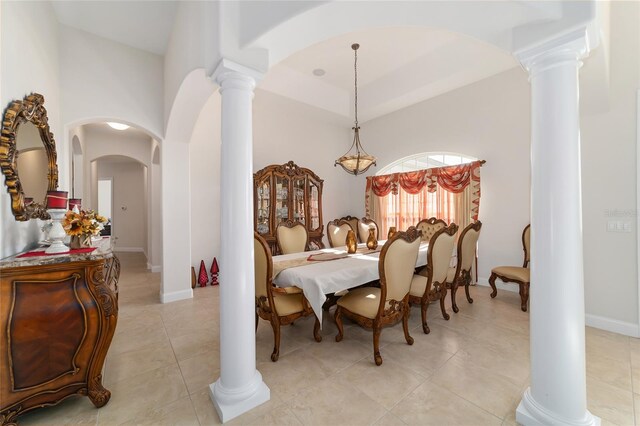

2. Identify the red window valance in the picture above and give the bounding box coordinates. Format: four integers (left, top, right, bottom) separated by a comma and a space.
366, 160, 483, 197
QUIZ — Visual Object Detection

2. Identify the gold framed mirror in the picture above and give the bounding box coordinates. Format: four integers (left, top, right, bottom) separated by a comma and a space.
0, 93, 59, 221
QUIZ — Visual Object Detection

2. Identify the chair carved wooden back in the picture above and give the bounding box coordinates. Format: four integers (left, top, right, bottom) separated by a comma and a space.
276, 220, 308, 254
416, 217, 447, 243
358, 217, 379, 244
327, 219, 355, 248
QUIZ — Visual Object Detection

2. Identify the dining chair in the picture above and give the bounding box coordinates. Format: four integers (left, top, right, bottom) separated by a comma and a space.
327, 219, 356, 248
334, 227, 422, 366
338, 215, 360, 240
416, 217, 448, 243
489, 224, 531, 311
446, 221, 482, 313
254, 232, 321, 362
409, 223, 458, 334
276, 220, 309, 254
358, 217, 379, 244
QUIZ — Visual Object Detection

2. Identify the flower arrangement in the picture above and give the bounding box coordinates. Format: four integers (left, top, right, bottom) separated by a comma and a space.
62, 210, 107, 238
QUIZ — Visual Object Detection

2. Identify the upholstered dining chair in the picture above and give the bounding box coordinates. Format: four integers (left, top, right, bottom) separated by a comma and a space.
416, 217, 448, 244
254, 232, 321, 362
334, 227, 422, 366
446, 221, 482, 314
327, 219, 355, 248
276, 220, 308, 254
358, 217, 379, 244
409, 223, 458, 334
489, 224, 531, 312
338, 215, 360, 240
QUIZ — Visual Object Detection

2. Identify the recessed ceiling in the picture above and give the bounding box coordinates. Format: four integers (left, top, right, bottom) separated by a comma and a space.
52, 1, 178, 55
260, 27, 518, 122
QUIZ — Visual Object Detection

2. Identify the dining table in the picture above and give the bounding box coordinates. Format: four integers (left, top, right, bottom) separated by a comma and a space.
272, 241, 430, 324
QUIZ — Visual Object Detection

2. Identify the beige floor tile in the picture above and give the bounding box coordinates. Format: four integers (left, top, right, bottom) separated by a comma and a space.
587, 327, 630, 363
297, 335, 371, 375
190, 389, 223, 425
455, 340, 529, 386
109, 322, 171, 356
586, 351, 632, 392
170, 328, 220, 361
97, 364, 189, 425
340, 357, 427, 410
373, 332, 455, 378
374, 411, 408, 425
431, 354, 522, 419
287, 376, 388, 425
179, 351, 221, 395
587, 376, 635, 425
117, 395, 199, 425
18, 395, 98, 426
413, 322, 470, 354
391, 380, 502, 425
104, 338, 177, 386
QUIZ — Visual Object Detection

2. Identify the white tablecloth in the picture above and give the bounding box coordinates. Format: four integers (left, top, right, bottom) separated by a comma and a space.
272, 242, 429, 324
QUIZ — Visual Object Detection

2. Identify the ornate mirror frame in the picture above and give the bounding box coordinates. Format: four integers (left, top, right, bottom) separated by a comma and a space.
0, 93, 59, 221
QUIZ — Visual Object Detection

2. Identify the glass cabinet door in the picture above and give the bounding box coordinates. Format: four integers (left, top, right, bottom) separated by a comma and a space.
256, 179, 271, 235
308, 179, 321, 231
293, 177, 306, 225
274, 174, 289, 225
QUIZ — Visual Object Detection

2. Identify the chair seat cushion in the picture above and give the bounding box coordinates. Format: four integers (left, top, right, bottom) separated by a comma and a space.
273, 293, 305, 316
492, 266, 530, 282
409, 274, 428, 297
337, 287, 380, 319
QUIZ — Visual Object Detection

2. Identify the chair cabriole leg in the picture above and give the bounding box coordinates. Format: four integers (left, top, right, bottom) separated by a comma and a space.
464, 274, 473, 304
489, 273, 498, 298
402, 307, 414, 345
313, 316, 322, 342
373, 324, 383, 366
270, 316, 281, 362
334, 307, 344, 342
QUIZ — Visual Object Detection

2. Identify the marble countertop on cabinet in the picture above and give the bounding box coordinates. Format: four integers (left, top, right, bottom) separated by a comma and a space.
0, 237, 115, 269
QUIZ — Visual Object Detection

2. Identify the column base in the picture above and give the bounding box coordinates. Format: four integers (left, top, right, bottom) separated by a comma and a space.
209, 370, 270, 423
517, 388, 600, 426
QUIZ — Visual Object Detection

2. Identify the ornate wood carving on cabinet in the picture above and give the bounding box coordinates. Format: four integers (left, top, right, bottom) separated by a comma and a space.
0, 253, 120, 425
254, 161, 324, 254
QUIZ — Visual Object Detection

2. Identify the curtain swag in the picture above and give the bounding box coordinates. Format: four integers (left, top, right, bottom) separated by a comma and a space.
365, 160, 483, 221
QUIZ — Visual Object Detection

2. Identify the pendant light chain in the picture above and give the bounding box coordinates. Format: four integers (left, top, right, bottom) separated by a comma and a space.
354, 44, 358, 128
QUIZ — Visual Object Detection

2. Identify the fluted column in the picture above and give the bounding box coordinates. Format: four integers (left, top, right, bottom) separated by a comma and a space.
515, 30, 599, 426
209, 59, 270, 423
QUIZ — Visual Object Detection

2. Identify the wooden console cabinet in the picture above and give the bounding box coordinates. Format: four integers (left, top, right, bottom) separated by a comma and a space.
254, 161, 324, 254
0, 242, 119, 425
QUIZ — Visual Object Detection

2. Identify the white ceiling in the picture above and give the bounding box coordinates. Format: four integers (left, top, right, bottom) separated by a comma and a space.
51, 3, 519, 122
260, 27, 518, 123
52, 1, 178, 55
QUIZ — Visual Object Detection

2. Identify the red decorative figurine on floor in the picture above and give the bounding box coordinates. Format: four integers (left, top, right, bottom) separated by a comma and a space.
210, 257, 219, 286
198, 260, 208, 287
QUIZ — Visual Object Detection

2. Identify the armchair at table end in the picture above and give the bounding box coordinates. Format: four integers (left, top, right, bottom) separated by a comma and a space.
327, 219, 356, 248
446, 221, 482, 313
334, 227, 422, 366
409, 223, 458, 334
276, 220, 309, 254
489, 224, 531, 312
254, 232, 321, 362
358, 217, 379, 244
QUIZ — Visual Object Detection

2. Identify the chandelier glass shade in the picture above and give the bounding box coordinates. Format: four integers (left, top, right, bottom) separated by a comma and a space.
335, 43, 376, 176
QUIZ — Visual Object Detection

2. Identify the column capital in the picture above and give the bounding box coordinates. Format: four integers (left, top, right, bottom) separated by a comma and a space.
212, 58, 264, 91
515, 28, 591, 79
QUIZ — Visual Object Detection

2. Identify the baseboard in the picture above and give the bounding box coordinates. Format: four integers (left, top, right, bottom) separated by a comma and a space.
476, 277, 519, 293
585, 314, 640, 338
114, 247, 145, 253
161, 288, 193, 304
149, 264, 162, 273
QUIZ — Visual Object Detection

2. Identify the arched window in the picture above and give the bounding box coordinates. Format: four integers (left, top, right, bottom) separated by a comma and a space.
377, 152, 477, 175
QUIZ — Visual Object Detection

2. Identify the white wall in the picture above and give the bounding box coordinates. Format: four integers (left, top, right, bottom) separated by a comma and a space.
581, 1, 640, 330
97, 160, 147, 253
0, 0, 60, 259
353, 67, 532, 289
59, 25, 164, 140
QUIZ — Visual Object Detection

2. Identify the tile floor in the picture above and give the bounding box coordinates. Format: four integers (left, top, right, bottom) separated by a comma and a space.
18, 252, 640, 425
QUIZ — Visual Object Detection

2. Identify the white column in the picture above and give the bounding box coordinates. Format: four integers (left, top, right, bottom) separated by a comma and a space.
516, 30, 599, 426
209, 59, 270, 423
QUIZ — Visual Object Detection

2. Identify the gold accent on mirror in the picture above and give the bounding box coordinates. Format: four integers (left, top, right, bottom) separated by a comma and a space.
1, 93, 59, 221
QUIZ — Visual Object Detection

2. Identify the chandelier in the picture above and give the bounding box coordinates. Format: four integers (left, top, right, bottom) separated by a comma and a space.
335, 43, 376, 176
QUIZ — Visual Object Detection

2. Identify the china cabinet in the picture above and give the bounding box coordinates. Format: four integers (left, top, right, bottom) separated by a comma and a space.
254, 161, 324, 254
